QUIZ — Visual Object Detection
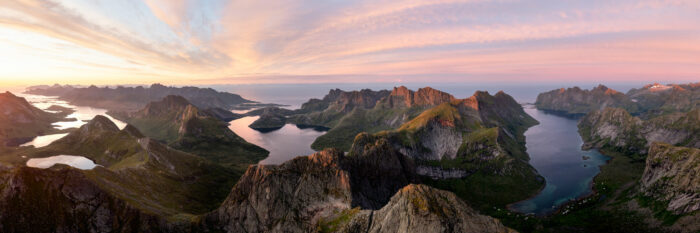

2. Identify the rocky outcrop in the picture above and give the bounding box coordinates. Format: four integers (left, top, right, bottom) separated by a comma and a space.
578, 108, 646, 154
202, 149, 354, 233
416, 166, 470, 179
335, 184, 516, 233
203, 144, 512, 233
579, 108, 699, 156
535, 85, 639, 117
640, 143, 700, 214
248, 107, 288, 131
0, 92, 70, 146
25, 83, 260, 112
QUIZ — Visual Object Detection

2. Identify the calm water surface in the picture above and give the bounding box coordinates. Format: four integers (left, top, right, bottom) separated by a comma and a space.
19, 94, 126, 147
228, 116, 326, 165
26, 155, 97, 170
510, 105, 610, 215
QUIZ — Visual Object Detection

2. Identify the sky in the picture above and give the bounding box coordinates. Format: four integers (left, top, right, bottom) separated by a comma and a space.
0, 0, 698, 87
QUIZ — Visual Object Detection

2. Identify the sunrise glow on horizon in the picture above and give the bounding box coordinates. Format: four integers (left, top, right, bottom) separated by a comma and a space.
0, 0, 699, 87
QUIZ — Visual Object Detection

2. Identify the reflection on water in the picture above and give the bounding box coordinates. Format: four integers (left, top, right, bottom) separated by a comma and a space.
17, 94, 127, 147
26, 155, 97, 170
510, 105, 610, 215
228, 116, 326, 165
20, 133, 68, 148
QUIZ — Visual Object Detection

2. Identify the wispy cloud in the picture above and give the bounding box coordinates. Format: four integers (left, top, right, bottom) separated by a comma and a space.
0, 0, 698, 85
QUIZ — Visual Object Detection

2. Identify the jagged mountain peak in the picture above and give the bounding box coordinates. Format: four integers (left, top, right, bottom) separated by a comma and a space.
387, 86, 456, 107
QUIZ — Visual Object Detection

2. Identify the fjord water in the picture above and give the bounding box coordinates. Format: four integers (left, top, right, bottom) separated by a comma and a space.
510, 105, 610, 215
18, 94, 127, 147
228, 116, 326, 165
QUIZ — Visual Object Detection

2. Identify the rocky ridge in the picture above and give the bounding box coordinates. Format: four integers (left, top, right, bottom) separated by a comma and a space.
640, 143, 700, 215
203, 145, 514, 233
579, 107, 699, 157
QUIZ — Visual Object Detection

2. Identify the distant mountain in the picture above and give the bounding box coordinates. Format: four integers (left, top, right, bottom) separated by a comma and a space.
109, 95, 268, 174
578, 107, 699, 158
535, 84, 639, 117
535, 82, 699, 118
0, 116, 238, 231
627, 82, 700, 117
0, 92, 71, 146
25, 83, 270, 112
641, 143, 700, 216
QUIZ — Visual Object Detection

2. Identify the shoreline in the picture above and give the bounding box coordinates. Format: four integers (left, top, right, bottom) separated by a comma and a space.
506, 147, 615, 217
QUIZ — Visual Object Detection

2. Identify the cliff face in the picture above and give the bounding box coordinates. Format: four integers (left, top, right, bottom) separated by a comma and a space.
535, 85, 638, 117
0, 92, 69, 146
25, 83, 255, 112
336, 184, 516, 233
579, 108, 699, 157
203, 146, 513, 233
109, 95, 268, 172
385, 86, 457, 108
203, 149, 354, 232
384, 90, 536, 162
640, 143, 700, 215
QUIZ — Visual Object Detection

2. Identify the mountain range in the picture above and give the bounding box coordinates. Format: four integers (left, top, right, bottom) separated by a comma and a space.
25, 83, 281, 112
536, 82, 699, 118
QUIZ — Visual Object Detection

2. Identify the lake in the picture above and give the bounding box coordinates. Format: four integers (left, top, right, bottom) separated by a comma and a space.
19, 94, 127, 148
228, 116, 327, 165
26, 155, 97, 170
509, 105, 610, 215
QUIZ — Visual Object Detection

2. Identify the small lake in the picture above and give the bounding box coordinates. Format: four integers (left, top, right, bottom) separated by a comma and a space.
228, 116, 326, 165
510, 105, 610, 215
19, 94, 127, 148
26, 155, 97, 170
